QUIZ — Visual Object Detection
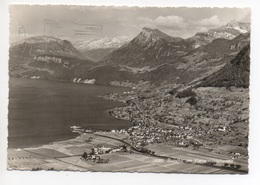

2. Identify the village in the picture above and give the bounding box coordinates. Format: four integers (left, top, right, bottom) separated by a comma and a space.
103, 85, 249, 163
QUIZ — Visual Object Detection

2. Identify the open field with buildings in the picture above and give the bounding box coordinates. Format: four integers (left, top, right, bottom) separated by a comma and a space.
8, 131, 247, 173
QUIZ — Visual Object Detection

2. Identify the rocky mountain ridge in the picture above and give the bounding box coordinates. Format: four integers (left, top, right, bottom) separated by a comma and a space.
9, 20, 250, 88
101, 27, 193, 67
187, 20, 250, 48
9, 36, 95, 82
72, 36, 130, 61
73, 36, 130, 50
10, 36, 83, 59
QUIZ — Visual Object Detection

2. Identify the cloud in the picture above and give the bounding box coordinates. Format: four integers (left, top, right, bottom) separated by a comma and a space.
135, 15, 224, 38
154, 15, 186, 29
116, 17, 128, 22
136, 17, 153, 23
196, 27, 208, 32
136, 17, 156, 28
137, 15, 187, 30
193, 15, 222, 27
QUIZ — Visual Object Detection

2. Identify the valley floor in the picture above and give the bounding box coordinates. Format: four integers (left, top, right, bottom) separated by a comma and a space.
7, 132, 247, 173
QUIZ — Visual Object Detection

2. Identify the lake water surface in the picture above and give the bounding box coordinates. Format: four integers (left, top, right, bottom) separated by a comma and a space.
8, 78, 132, 149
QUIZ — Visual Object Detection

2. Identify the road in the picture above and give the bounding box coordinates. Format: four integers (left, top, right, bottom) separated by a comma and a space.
94, 133, 247, 173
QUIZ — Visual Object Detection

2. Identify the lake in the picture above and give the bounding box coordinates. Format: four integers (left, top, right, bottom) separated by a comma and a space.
8, 78, 132, 149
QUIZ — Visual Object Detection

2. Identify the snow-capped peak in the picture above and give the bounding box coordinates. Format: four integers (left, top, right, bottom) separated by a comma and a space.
73, 36, 130, 51
226, 20, 240, 27
226, 20, 250, 33
205, 20, 250, 40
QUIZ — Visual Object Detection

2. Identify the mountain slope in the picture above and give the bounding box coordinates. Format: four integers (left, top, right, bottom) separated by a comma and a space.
9, 22, 251, 87
83, 65, 139, 85
9, 36, 96, 81
187, 20, 250, 48
199, 44, 250, 88
76, 48, 117, 62
193, 32, 250, 58
102, 27, 193, 67
138, 32, 250, 85
102, 21, 250, 68
10, 36, 83, 59
87, 26, 250, 86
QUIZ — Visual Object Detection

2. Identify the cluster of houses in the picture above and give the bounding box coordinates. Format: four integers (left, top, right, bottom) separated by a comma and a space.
81, 152, 109, 163
105, 83, 249, 155
80, 144, 131, 163
127, 124, 205, 150
91, 144, 130, 155
72, 78, 95, 84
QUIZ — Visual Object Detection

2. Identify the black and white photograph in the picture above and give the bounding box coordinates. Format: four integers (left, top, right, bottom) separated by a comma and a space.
1, 1, 260, 184
6, 5, 251, 174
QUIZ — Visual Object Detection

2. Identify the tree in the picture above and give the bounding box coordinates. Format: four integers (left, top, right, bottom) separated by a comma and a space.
186, 96, 197, 105
224, 163, 229, 167
169, 88, 177, 95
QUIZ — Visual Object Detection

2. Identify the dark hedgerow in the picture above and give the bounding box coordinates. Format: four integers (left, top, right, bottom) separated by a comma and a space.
176, 88, 197, 98
168, 88, 178, 95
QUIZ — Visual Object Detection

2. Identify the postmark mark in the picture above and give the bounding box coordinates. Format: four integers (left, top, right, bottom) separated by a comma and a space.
44, 19, 103, 37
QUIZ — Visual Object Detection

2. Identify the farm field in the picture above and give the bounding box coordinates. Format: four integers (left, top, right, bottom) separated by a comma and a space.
8, 133, 246, 173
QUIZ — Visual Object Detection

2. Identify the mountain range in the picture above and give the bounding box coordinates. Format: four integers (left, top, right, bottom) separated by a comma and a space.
9, 36, 95, 81
73, 36, 130, 61
187, 20, 250, 48
9, 20, 250, 88
10, 36, 83, 59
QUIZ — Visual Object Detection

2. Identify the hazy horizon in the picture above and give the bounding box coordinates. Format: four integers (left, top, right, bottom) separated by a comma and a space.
9, 5, 250, 43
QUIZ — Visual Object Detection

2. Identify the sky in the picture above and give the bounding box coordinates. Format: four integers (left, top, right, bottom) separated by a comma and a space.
9, 5, 251, 42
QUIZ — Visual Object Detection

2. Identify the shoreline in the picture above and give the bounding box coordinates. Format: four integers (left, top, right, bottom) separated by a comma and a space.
8, 133, 82, 151
8, 77, 133, 150
11, 76, 134, 90
8, 108, 132, 150
8, 127, 129, 150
